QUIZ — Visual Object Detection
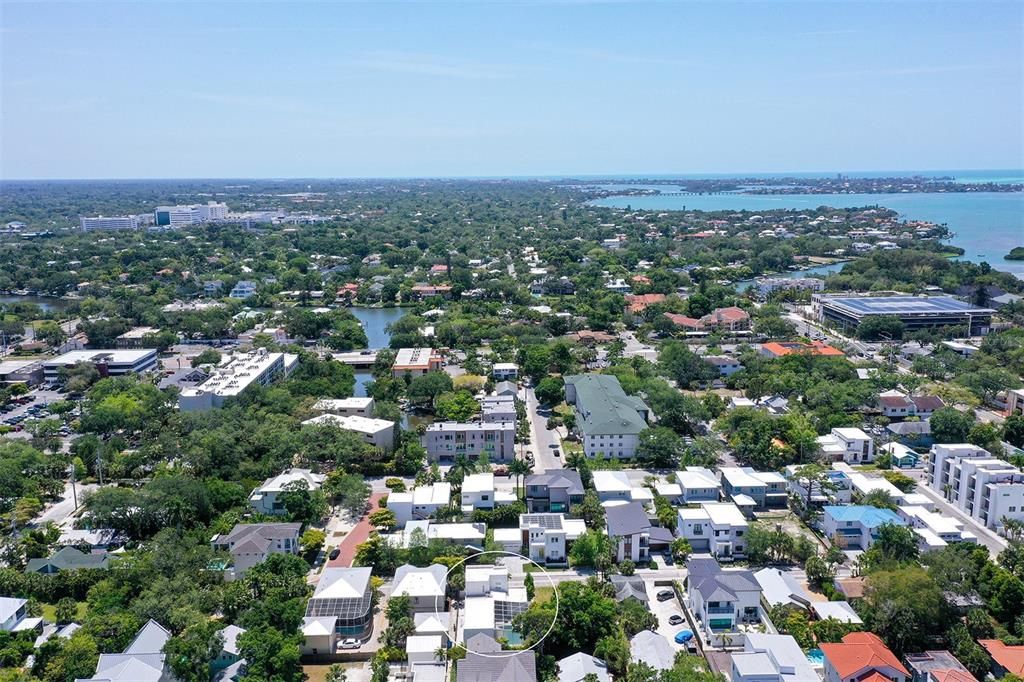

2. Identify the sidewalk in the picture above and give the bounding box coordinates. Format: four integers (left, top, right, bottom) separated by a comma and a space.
329, 492, 387, 567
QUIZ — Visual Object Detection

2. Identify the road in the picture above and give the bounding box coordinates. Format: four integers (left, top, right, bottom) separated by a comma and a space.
522, 385, 563, 471
33, 481, 98, 529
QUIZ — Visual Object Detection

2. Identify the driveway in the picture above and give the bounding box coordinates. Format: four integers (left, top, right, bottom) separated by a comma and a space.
644, 579, 690, 656
328, 492, 386, 567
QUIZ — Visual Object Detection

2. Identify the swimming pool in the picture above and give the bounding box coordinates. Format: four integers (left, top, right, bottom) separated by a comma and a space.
806, 648, 824, 665
497, 626, 523, 646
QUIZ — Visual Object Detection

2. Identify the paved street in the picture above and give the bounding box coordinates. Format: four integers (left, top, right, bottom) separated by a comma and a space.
32, 480, 97, 529
522, 385, 563, 471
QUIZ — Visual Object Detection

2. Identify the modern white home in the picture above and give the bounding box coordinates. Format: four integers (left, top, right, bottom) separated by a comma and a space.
512, 513, 586, 565
676, 502, 749, 561
675, 467, 722, 503
302, 413, 396, 451
817, 427, 875, 463
460, 473, 516, 512
387, 483, 452, 527
821, 506, 908, 550
720, 467, 788, 509
731, 633, 820, 682
461, 565, 528, 644
592, 471, 633, 502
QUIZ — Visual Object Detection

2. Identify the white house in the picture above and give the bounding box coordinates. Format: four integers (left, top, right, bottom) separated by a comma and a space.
720, 467, 788, 509
387, 483, 452, 527
593, 471, 633, 502
461, 566, 528, 644
302, 413, 396, 451
675, 467, 722, 503
248, 468, 325, 516
817, 427, 875, 463
0, 597, 38, 633
391, 564, 448, 613
77, 619, 173, 682
517, 513, 586, 565
676, 502, 749, 561
313, 397, 376, 417
732, 633, 819, 682
491, 363, 519, 381
460, 473, 516, 512
821, 505, 907, 550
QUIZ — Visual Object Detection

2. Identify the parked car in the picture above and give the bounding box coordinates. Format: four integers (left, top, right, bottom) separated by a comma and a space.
668, 614, 684, 626
656, 590, 674, 602
338, 638, 360, 650
674, 630, 694, 644
328, 547, 340, 560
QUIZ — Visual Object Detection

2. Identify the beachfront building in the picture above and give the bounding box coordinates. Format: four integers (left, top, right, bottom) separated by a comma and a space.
564, 374, 650, 459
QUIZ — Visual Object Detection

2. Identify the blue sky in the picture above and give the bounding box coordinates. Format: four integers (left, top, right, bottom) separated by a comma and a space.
2, 1, 1022, 179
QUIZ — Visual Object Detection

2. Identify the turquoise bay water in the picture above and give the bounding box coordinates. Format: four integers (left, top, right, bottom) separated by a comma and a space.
591, 187, 1024, 279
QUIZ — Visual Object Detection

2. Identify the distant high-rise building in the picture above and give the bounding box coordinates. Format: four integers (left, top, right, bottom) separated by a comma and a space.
80, 215, 140, 231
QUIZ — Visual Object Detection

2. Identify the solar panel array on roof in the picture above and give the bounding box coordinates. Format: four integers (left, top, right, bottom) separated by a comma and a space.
825, 295, 993, 315
520, 514, 562, 530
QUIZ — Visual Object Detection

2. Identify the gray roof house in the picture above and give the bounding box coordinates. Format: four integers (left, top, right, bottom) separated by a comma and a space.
525, 469, 585, 513
557, 652, 610, 682
77, 619, 172, 681
25, 546, 110, 574
630, 629, 675, 671
687, 557, 762, 637
610, 575, 649, 603
211, 522, 301, 577
494, 381, 518, 397
457, 634, 536, 682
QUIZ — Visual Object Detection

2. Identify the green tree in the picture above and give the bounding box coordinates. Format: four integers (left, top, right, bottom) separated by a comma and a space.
524, 572, 535, 601
930, 407, 974, 444
637, 427, 684, 469
54, 597, 77, 625
164, 620, 224, 682
535, 377, 565, 406
236, 626, 304, 682
671, 538, 692, 564
434, 391, 480, 421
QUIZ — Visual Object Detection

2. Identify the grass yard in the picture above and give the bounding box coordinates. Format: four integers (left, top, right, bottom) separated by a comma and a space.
532, 586, 555, 603
40, 600, 87, 623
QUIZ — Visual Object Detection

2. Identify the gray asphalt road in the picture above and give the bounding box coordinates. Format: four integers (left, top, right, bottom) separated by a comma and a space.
523, 386, 564, 471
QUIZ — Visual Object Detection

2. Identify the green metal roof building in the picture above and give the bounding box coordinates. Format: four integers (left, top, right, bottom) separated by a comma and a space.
564, 374, 650, 459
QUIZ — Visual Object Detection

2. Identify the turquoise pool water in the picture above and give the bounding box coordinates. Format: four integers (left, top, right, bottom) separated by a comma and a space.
498, 626, 523, 645
806, 648, 824, 665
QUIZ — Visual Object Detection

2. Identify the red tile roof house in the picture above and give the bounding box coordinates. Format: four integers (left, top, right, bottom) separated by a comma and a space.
663, 312, 704, 331
624, 294, 666, 320
664, 306, 751, 333
979, 639, 1024, 678
821, 632, 909, 682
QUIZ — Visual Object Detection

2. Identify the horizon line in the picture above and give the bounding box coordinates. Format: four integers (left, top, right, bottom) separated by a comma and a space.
2, 167, 1023, 183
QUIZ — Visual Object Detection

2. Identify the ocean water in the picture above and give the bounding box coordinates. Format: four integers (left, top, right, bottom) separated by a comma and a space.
589, 171, 1024, 278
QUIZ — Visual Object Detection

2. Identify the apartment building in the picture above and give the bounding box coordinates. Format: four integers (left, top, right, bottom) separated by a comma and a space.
927, 443, 1024, 531
424, 421, 515, 463
877, 390, 945, 419
676, 502, 749, 561
818, 427, 875, 463
312, 397, 375, 417
115, 326, 162, 349
154, 201, 228, 227
564, 374, 650, 459
179, 349, 299, 412
392, 347, 444, 377
480, 395, 516, 423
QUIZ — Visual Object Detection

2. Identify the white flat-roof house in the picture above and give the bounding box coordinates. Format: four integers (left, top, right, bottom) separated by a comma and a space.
302, 413, 396, 451
784, 466, 853, 505
675, 467, 722, 502
897, 505, 978, 550
480, 395, 517, 423
461, 566, 528, 644
43, 349, 158, 383
387, 483, 453, 527
676, 502, 749, 561
248, 468, 325, 516
313, 397, 375, 417
516, 513, 587, 565
491, 363, 519, 381
179, 349, 299, 412
732, 633, 819, 682
927, 443, 1024, 532
593, 471, 633, 502
393, 347, 444, 377
424, 421, 516, 463
460, 473, 516, 512
817, 427, 875, 463
387, 520, 486, 549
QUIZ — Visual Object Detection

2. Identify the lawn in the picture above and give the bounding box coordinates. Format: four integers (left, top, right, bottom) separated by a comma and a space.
532, 586, 555, 603
40, 600, 87, 623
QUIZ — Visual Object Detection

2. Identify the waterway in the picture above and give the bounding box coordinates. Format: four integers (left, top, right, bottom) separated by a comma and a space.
349, 306, 406, 397
590, 183, 1024, 279
732, 261, 848, 292
0, 295, 71, 313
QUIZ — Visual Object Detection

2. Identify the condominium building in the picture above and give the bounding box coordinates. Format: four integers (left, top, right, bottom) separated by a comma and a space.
753, 276, 825, 300
564, 374, 650, 459
178, 349, 298, 412
480, 395, 517, 423
301, 414, 396, 451
43, 349, 158, 383
927, 443, 1024, 531
313, 397, 375, 418
424, 421, 515, 463
80, 215, 140, 231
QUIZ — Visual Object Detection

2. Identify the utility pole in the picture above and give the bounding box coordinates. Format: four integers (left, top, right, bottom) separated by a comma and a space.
68, 464, 77, 509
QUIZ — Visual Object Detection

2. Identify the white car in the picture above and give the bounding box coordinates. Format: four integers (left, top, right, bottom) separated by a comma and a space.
338, 638, 360, 650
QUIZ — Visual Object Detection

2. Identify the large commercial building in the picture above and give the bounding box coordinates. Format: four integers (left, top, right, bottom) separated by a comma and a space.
0, 360, 44, 387
812, 294, 994, 336
564, 374, 650, 459
424, 421, 515, 463
927, 443, 1024, 532
154, 202, 229, 227
80, 215, 140, 231
43, 349, 158, 383
178, 349, 298, 412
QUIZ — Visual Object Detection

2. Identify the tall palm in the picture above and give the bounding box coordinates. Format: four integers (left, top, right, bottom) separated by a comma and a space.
508, 458, 531, 498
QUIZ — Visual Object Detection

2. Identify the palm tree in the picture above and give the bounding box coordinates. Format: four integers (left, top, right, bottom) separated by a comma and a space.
508, 458, 531, 498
